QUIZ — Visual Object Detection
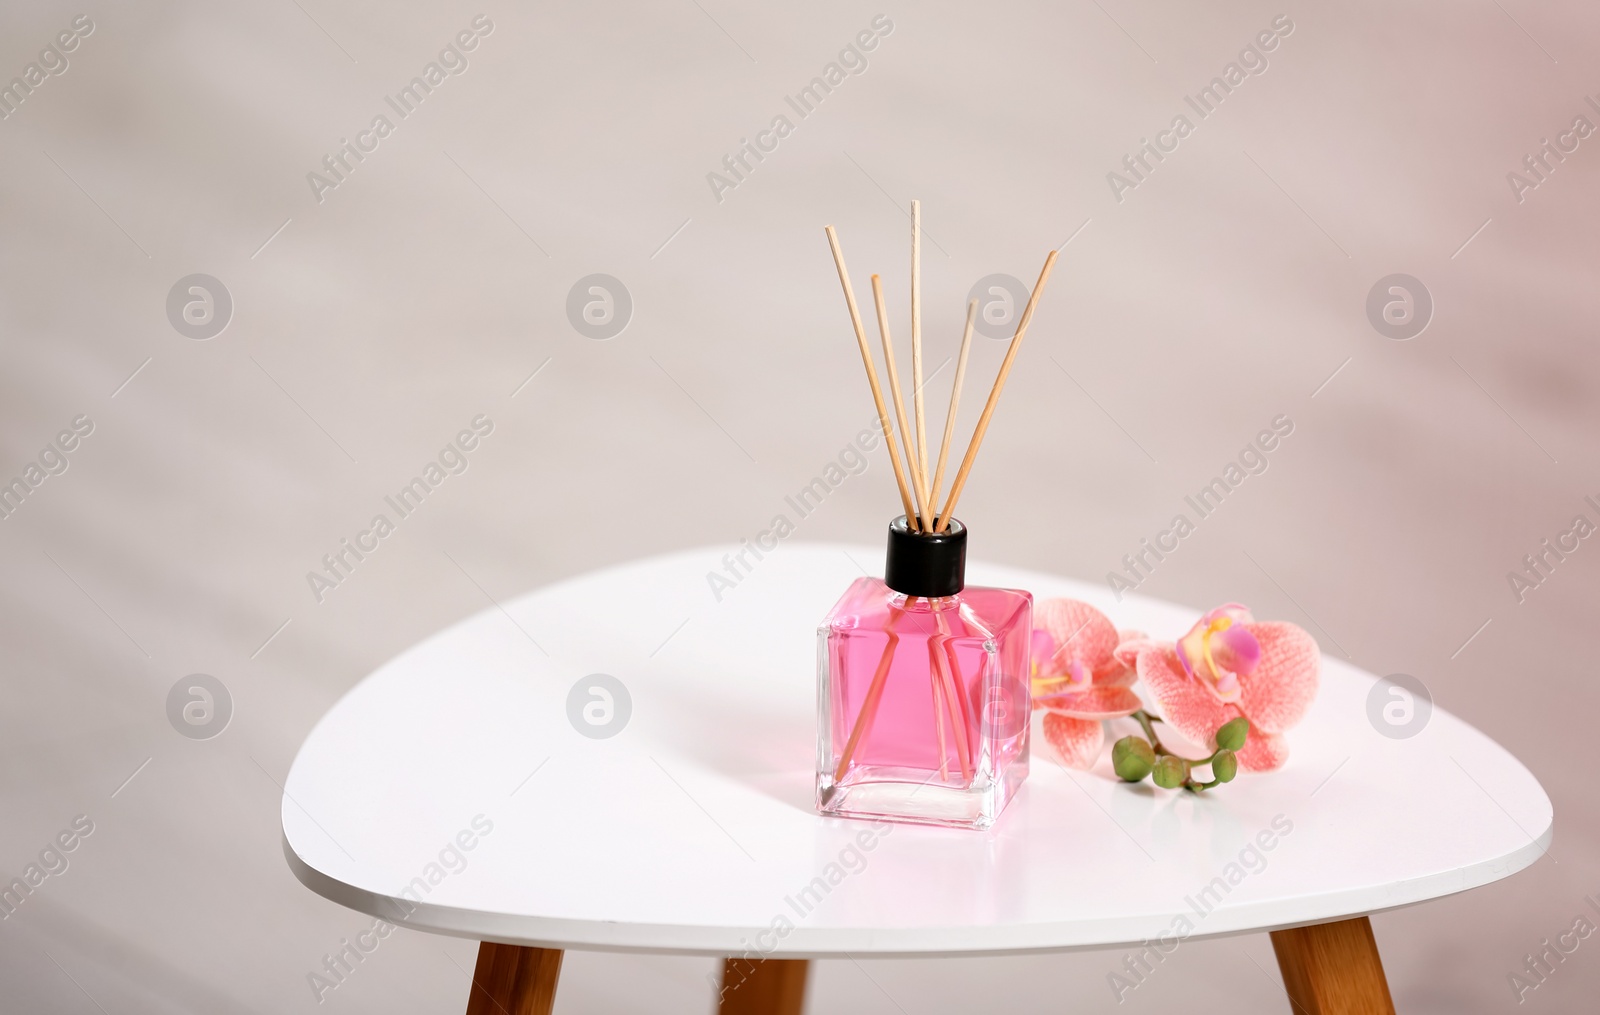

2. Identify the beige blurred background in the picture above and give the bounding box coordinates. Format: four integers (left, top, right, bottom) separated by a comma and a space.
2, 0, 1595, 1011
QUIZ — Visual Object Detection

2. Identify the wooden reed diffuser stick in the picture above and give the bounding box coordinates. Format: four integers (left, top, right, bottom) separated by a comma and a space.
931, 606, 974, 781
831, 607, 903, 782
910, 200, 929, 498
934, 250, 1059, 533
824, 226, 917, 524
928, 299, 977, 516
871, 274, 931, 531
928, 661, 950, 781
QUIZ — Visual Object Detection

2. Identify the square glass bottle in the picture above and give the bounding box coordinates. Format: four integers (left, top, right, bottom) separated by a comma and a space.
817, 517, 1033, 830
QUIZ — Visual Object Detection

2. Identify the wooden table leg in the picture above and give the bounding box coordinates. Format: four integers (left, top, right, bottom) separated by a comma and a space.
1270, 916, 1395, 1015
464, 942, 563, 1015
717, 957, 809, 1015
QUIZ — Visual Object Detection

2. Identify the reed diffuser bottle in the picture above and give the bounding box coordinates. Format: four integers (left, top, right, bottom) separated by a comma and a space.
817, 201, 1058, 829
817, 517, 1032, 829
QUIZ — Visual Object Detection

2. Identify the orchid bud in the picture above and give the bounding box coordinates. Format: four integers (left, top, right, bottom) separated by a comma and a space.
1152, 755, 1188, 789
1112, 736, 1156, 782
1216, 716, 1249, 752
1212, 749, 1238, 783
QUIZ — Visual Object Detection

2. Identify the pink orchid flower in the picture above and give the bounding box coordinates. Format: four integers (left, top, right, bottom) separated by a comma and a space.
1123, 604, 1319, 771
1029, 599, 1144, 769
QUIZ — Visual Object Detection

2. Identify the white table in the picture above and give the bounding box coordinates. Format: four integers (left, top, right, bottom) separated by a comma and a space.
282, 545, 1551, 1014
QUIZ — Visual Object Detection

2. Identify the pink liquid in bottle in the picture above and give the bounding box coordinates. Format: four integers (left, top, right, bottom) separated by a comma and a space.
817, 518, 1032, 829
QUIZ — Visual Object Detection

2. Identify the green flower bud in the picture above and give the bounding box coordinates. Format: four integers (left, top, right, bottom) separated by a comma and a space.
1212, 749, 1238, 783
1151, 754, 1188, 789
1112, 736, 1156, 782
1215, 716, 1250, 752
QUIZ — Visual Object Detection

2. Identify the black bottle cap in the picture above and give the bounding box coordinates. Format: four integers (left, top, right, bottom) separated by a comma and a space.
884, 515, 966, 598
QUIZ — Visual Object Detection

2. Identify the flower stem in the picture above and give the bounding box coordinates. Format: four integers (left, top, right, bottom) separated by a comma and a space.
1131, 708, 1226, 792
1131, 709, 1165, 753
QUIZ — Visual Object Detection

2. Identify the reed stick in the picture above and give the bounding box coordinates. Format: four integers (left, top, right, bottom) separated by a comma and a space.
928, 664, 950, 781
832, 604, 904, 782
871, 274, 931, 531
934, 250, 1059, 532
932, 606, 974, 780
928, 299, 977, 516
824, 226, 917, 524
910, 200, 929, 493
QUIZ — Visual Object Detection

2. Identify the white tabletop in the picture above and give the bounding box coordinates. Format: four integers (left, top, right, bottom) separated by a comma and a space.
282, 544, 1552, 957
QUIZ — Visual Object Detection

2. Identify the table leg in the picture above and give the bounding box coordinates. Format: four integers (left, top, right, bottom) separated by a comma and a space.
1270, 916, 1395, 1015
717, 957, 809, 1015
464, 942, 563, 1015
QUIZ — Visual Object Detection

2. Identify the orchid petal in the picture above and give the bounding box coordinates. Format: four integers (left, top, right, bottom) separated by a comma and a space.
1237, 621, 1320, 734
1033, 599, 1118, 678
1035, 685, 1142, 719
1135, 644, 1237, 751
1113, 633, 1157, 671
1213, 624, 1261, 677
1042, 713, 1104, 769
1235, 729, 1290, 771
1093, 656, 1138, 688
1176, 622, 1205, 677
1202, 603, 1255, 626
1030, 629, 1057, 677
